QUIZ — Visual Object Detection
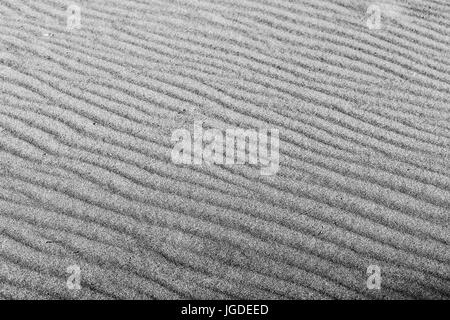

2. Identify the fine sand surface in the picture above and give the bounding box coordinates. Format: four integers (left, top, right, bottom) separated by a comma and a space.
0, 0, 449, 299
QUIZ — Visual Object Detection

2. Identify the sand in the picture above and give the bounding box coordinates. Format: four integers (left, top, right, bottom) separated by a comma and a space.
0, 0, 449, 299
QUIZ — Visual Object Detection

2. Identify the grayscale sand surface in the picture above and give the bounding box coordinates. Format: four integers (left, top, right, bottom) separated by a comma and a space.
0, 0, 449, 299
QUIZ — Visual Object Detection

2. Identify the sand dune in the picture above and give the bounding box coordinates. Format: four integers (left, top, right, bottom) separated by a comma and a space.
0, 0, 449, 299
